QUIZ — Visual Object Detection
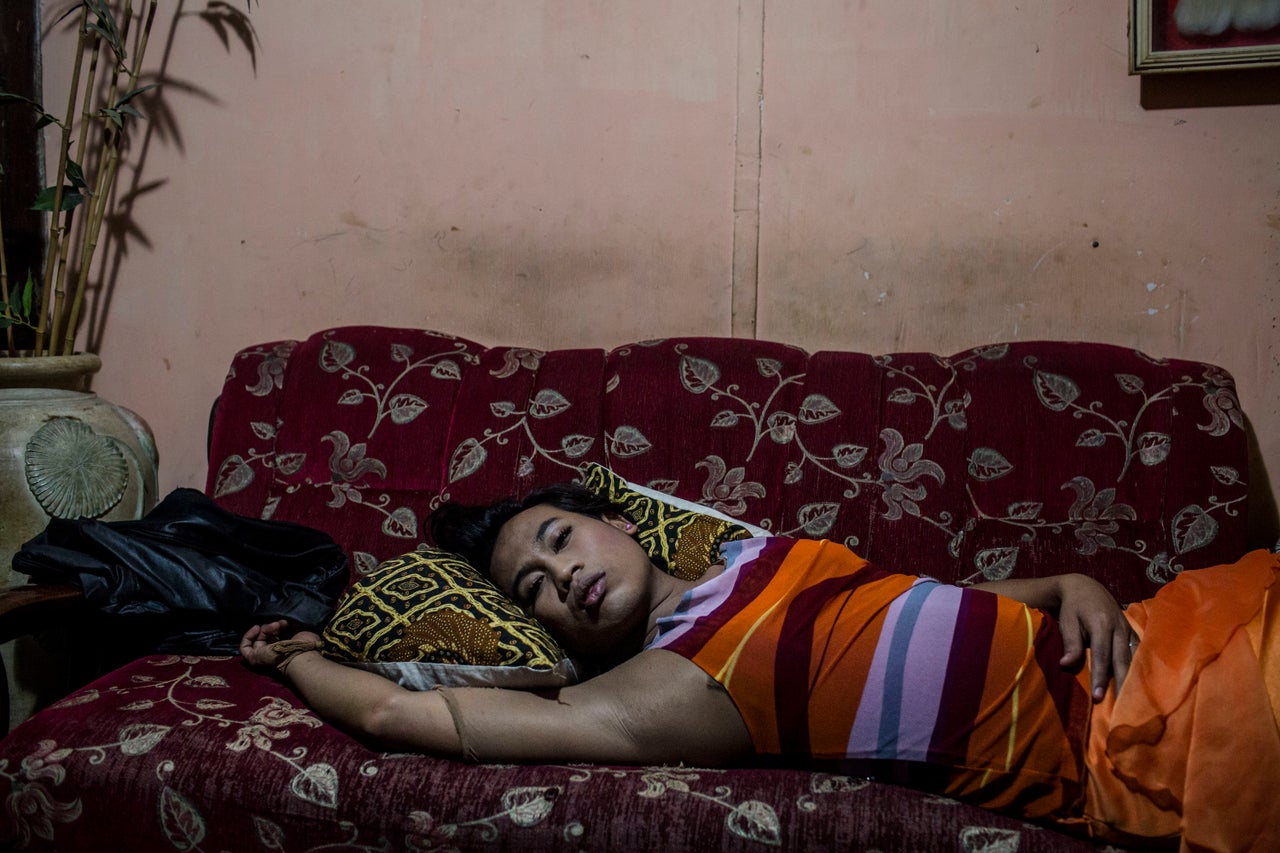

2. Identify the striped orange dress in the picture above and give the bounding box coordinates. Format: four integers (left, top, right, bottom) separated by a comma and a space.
649, 536, 1093, 819
648, 537, 1280, 849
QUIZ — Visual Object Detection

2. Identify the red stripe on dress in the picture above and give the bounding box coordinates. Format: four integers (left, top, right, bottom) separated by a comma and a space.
773, 566, 895, 757
660, 537, 791, 662
927, 588, 998, 764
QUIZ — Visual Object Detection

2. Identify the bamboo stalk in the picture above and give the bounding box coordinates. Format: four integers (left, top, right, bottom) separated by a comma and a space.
49, 8, 108, 353
0, 202, 14, 355
55, 2, 126, 350
62, 0, 157, 357
34, 2, 90, 356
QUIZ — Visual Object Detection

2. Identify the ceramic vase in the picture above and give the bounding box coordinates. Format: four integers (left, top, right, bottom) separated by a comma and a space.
0, 353, 158, 587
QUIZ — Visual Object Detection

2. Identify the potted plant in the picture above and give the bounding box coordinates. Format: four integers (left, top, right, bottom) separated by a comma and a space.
2, 0, 161, 362
0, 0, 252, 588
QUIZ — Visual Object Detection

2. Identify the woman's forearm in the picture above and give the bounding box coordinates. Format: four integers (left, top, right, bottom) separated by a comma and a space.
971, 575, 1064, 610
276, 651, 462, 755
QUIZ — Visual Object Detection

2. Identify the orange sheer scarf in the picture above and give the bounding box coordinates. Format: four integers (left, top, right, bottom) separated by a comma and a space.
1074, 550, 1280, 851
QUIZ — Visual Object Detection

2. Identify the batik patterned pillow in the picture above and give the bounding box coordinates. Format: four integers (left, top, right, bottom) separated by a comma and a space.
580, 463, 763, 581
322, 548, 576, 688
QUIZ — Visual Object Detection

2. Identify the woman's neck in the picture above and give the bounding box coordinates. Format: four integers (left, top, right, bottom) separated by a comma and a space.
644, 561, 726, 645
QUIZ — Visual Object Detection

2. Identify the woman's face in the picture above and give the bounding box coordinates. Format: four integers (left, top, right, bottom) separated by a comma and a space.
489, 504, 658, 660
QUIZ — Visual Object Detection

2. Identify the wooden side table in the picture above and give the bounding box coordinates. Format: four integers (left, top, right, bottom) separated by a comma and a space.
0, 583, 86, 733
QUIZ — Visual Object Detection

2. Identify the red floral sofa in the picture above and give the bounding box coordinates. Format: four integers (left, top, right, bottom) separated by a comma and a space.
0, 325, 1252, 851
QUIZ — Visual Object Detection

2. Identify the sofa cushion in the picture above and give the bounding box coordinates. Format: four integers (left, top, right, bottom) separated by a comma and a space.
321, 548, 575, 688
208, 327, 1252, 618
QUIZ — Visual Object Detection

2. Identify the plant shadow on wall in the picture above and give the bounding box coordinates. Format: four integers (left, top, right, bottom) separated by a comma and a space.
0, 0, 258, 358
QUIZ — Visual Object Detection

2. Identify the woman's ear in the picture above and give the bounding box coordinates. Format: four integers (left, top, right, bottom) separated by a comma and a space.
603, 512, 638, 536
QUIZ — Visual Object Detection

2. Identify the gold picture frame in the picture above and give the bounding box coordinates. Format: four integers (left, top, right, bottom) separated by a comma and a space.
1131, 0, 1280, 74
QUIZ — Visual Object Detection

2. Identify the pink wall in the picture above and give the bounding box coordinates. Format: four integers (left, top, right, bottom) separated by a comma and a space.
43, 1, 1279, 543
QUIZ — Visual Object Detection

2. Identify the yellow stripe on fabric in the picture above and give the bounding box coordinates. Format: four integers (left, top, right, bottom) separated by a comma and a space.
1004, 606, 1035, 772
704, 538, 833, 685
717, 597, 785, 687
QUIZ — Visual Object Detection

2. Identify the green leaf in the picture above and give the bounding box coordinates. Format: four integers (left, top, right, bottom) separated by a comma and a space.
66, 158, 89, 190
21, 271, 35, 317
118, 104, 143, 119
102, 108, 123, 128
116, 84, 159, 107
32, 187, 86, 212
0, 317, 14, 330
0, 91, 39, 105
87, 0, 124, 55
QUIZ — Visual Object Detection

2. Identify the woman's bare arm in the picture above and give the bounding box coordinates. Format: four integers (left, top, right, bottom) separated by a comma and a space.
432, 649, 752, 765
240, 622, 752, 764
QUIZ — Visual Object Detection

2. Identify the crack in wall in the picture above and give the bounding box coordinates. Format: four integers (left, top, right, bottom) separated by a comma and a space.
731, 0, 765, 339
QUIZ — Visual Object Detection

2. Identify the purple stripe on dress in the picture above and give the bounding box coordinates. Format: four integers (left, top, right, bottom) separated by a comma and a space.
848, 579, 959, 760
847, 589, 904, 757
648, 536, 773, 652
894, 583, 964, 760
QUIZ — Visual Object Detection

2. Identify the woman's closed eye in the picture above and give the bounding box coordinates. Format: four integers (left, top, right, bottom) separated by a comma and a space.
523, 574, 544, 605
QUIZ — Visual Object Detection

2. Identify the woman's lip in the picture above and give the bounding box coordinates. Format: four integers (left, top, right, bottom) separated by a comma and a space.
576, 572, 606, 608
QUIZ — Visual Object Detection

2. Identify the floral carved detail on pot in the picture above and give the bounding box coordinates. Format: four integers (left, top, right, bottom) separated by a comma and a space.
0, 354, 158, 587
25, 417, 128, 519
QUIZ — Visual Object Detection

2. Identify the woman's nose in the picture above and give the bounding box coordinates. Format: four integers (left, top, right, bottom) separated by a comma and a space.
548, 558, 577, 596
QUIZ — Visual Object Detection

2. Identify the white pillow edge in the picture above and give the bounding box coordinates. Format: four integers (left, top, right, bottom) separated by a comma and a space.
604, 467, 769, 538
344, 658, 580, 690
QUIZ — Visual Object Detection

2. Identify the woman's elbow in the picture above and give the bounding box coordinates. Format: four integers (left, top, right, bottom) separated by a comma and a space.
360, 689, 460, 756
357, 690, 416, 748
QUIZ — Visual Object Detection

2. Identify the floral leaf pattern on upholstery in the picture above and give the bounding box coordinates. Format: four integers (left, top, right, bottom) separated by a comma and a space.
1199, 366, 1245, 436
678, 348, 956, 545
959, 826, 1022, 853
321, 339, 469, 438
239, 342, 296, 397
877, 347, 1000, 438
449, 388, 585, 483
696, 456, 765, 517
403, 785, 562, 847
490, 347, 544, 379
0, 740, 82, 847
159, 784, 206, 851
1025, 355, 1237, 481
796, 773, 872, 812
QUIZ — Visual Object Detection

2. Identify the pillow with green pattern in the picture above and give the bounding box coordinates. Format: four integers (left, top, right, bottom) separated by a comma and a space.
579, 463, 765, 581
322, 548, 577, 689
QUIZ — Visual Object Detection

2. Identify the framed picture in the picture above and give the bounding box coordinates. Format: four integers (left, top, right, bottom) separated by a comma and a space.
1131, 0, 1280, 73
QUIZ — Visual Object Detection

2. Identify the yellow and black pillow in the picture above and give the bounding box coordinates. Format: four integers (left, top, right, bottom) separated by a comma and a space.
322, 548, 575, 688
580, 463, 756, 581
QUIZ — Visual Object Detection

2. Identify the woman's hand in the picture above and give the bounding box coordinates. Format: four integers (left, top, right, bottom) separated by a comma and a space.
972, 573, 1139, 701
1054, 574, 1139, 701
239, 620, 322, 672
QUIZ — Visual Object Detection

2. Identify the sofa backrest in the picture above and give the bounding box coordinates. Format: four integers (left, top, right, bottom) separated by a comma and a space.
207, 326, 1250, 602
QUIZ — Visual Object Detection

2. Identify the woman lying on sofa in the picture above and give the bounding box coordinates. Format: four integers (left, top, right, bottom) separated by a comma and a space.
240, 483, 1280, 849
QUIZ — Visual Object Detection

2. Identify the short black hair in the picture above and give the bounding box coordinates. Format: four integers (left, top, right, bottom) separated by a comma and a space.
428, 482, 631, 577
